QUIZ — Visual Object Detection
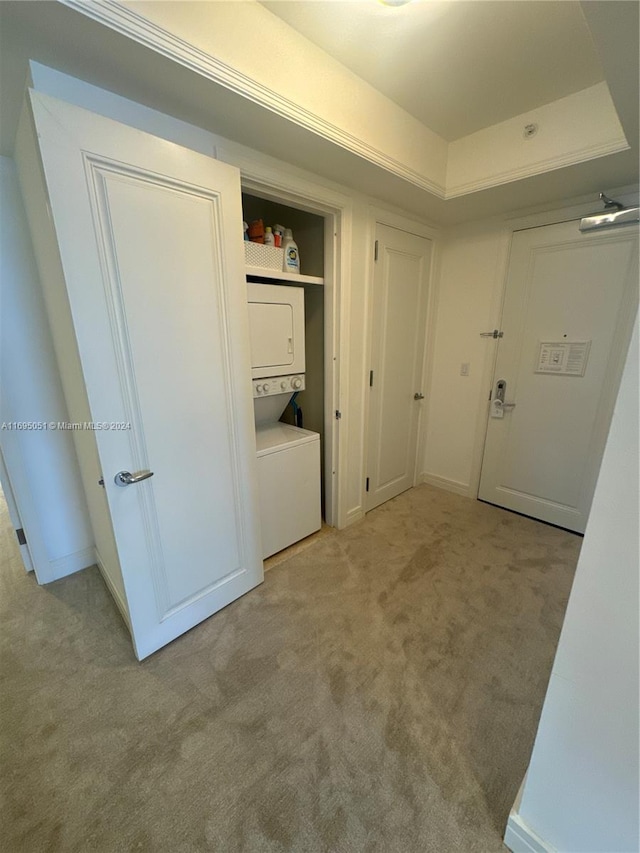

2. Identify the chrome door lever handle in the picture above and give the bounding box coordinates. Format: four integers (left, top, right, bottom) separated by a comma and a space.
414, 393, 425, 400
114, 469, 154, 487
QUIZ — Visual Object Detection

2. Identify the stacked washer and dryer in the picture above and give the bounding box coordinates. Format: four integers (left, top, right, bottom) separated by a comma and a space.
247, 283, 321, 559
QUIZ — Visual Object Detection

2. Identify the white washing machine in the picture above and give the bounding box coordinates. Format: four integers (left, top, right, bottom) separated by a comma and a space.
255, 421, 321, 560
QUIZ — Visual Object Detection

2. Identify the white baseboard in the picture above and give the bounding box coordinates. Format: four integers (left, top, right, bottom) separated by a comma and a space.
419, 472, 474, 498
49, 545, 95, 581
344, 508, 365, 528
504, 813, 556, 853
94, 548, 131, 632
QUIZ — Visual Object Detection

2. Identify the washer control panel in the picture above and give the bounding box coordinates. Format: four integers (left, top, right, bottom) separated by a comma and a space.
253, 374, 305, 398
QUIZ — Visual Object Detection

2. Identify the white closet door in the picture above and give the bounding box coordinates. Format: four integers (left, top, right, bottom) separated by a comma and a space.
21, 91, 262, 660
366, 224, 431, 512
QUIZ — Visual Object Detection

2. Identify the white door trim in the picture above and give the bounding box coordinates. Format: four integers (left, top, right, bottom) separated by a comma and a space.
0, 446, 35, 573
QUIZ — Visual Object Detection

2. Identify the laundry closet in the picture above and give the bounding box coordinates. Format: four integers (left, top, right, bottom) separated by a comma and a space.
241, 192, 329, 559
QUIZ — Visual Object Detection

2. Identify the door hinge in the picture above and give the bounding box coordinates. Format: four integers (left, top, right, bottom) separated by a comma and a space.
16, 528, 27, 546
335, 409, 342, 420
369, 370, 374, 387
480, 329, 504, 339
365, 477, 370, 492
374, 240, 379, 261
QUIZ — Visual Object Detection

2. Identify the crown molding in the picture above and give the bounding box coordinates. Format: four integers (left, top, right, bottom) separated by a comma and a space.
57, 1, 631, 205
446, 137, 630, 199
60, 0, 446, 198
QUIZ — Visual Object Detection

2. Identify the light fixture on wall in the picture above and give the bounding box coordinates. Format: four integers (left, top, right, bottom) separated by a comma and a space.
378, 0, 413, 7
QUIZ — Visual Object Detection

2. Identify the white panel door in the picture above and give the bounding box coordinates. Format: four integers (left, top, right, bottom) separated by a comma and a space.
479, 220, 638, 532
366, 224, 431, 512
25, 91, 262, 659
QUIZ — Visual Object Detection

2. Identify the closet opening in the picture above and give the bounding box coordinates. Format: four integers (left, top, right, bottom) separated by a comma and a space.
241, 186, 339, 545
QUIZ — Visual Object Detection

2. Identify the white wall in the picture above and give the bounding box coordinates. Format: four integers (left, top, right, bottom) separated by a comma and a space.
506, 314, 639, 852
422, 220, 509, 495
447, 83, 628, 197
421, 191, 639, 500
0, 156, 94, 581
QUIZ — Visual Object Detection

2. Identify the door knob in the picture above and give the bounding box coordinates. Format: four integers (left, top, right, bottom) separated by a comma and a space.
414, 392, 425, 400
114, 470, 154, 487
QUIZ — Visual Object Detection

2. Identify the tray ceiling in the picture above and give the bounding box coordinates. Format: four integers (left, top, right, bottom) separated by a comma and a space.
261, 0, 604, 141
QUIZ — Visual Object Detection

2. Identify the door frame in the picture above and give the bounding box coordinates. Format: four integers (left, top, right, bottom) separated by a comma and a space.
470, 186, 640, 501
217, 145, 353, 529
0, 445, 35, 574
363, 208, 439, 515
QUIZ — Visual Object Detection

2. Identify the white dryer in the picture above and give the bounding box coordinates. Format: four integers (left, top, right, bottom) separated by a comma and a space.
247, 283, 305, 379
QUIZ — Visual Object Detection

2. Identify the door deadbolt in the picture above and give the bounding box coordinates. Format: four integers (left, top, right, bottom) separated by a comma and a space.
491, 379, 516, 418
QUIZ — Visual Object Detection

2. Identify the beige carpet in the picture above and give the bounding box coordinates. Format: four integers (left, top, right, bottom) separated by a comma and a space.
0, 484, 581, 852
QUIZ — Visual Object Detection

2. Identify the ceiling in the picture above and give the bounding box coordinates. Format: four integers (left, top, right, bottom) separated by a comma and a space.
0, 1, 637, 225
262, 0, 604, 142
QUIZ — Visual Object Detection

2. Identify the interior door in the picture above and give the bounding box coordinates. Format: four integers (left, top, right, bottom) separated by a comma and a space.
479, 220, 638, 533
22, 91, 263, 659
366, 223, 431, 512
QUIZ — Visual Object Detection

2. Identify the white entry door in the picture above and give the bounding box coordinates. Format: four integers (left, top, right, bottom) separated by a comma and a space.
21, 91, 262, 659
479, 220, 638, 533
366, 224, 431, 512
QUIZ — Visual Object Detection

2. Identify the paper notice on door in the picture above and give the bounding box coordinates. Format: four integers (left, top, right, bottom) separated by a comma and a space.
536, 341, 591, 376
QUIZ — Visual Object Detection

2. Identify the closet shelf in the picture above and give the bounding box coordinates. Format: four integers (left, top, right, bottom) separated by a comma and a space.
245, 266, 324, 286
